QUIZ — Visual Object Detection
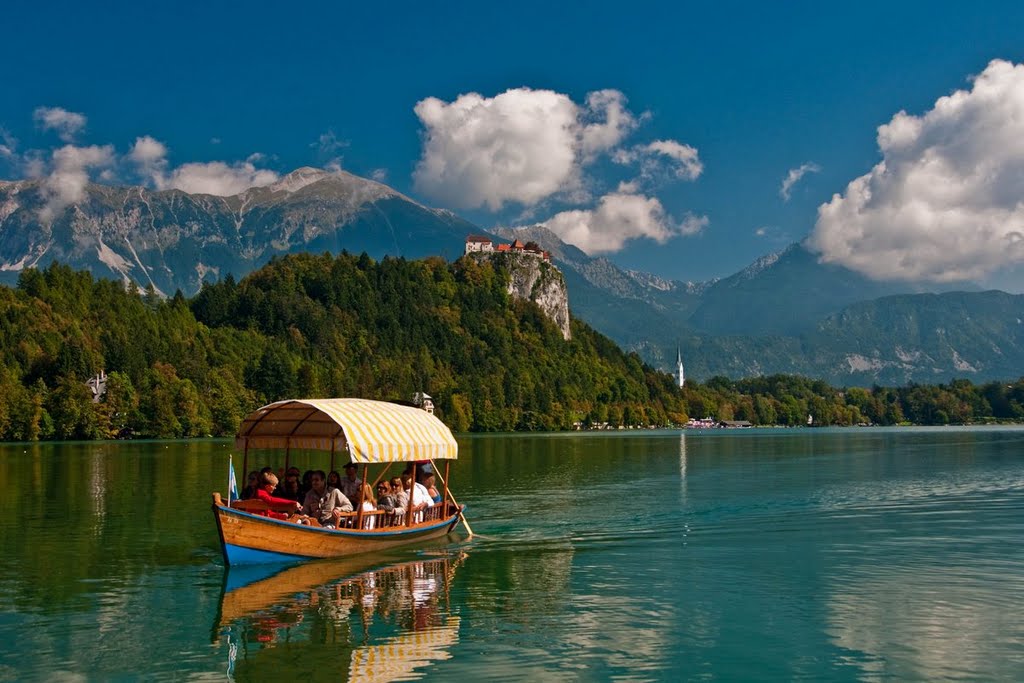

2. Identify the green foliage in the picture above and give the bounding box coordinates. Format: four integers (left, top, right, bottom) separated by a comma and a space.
0, 256, 1022, 441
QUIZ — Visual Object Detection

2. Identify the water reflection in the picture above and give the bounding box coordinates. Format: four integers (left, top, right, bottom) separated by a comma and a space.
827, 565, 1020, 680
217, 550, 466, 682
678, 431, 687, 496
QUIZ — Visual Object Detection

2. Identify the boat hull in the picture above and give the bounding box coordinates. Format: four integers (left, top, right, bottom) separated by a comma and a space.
212, 496, 462, 565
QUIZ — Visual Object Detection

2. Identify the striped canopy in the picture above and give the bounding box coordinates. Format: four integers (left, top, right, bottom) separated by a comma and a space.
235, 398, 458, 462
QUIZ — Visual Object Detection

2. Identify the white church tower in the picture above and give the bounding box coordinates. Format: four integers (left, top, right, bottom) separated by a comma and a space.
677, 347, 685, 388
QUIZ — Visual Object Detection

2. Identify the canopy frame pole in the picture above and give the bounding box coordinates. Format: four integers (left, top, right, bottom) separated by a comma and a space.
241, 442, 249, 491
406, 463, 416, 528
442, 460, 451, 517
355, 464, 369, 529
371, 463, 393, 489
281, 403, 322, 473
431, 458, 473, 538
329, 440, 336, 474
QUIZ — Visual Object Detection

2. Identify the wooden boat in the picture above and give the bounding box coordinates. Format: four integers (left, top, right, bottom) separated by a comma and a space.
212, 398, 464, 565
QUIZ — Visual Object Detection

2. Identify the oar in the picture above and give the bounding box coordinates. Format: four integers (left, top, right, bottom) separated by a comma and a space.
429, 459, 475, 538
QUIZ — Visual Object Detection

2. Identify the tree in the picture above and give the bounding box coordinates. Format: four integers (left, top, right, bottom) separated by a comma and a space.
99, 371, 140, 438
249, 342, 296, 403
47, 375, 100, 440
141, 362, 184, 438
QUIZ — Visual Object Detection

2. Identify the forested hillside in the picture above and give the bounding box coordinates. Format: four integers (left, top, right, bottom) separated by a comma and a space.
2, 254, 1023, 442
0, 253, 686, 440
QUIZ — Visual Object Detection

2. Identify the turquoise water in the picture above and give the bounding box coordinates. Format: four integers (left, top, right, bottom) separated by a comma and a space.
0, 428, 1022, 680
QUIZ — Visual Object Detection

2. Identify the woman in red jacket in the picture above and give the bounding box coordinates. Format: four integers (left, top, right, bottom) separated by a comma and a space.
256, 471, 303, 520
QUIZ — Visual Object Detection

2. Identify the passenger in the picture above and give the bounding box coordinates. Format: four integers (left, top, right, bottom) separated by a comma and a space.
327, 470, 343, 489
421, 472, 443, 506
300, 469, 314, 498
376, 481, 397, 513
399, 472, 433, 522
241, 471, 260, 499
302, 470, 353, 528
357, 483, 377, 529
393, 477, 410, 517
339, 462, 362, 504
260, 466, 281, 494
256, 471, 302, 520
279, 472, 303, 502
411, 472, 433, 509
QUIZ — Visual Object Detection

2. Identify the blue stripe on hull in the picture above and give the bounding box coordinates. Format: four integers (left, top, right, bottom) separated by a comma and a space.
224, 544, 307, 566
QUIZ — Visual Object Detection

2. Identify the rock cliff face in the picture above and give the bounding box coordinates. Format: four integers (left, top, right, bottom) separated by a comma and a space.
470, 251, 571, 341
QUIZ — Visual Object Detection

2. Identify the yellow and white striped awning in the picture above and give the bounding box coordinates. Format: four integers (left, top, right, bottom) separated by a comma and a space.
234, 398, 458, 462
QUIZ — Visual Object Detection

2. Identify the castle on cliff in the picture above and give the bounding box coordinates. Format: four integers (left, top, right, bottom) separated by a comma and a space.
465, 236, 551, 262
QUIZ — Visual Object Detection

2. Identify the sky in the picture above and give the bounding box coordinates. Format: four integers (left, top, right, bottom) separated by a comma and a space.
3, 1, 1024, 289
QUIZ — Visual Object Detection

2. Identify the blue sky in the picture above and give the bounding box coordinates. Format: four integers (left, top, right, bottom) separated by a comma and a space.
4, 1, 1024, 287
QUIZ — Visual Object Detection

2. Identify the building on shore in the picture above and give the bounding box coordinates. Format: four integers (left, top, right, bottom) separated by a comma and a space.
86, 370, 107, 403
464, 236, 551, 262
412, 391, 435, 414
464, 235, 495, 254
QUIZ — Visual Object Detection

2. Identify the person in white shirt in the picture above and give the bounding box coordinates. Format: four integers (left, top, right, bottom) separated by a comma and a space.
356, 482, 378, 529
399, 472, 433, 522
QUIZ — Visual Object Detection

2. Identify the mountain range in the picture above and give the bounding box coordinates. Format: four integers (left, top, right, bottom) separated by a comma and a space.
0, 168, 475, 296
2, 167, 1022, 386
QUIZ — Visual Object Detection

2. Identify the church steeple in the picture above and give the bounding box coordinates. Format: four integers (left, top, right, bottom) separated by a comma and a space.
677, 346, 685, 388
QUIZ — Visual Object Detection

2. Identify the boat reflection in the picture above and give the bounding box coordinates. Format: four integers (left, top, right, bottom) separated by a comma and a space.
216, 547, 467, 682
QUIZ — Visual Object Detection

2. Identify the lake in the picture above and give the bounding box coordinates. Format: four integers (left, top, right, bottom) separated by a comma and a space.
0, 427, 1022, 681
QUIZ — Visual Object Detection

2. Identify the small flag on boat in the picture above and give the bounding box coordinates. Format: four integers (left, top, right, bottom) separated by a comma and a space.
228, 455, 239, 503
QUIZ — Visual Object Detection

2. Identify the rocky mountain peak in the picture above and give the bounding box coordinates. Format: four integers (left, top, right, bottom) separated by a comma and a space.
267, 166, 332, 193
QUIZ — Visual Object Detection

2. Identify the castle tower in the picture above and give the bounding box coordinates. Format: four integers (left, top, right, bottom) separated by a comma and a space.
677, 347, 685, 388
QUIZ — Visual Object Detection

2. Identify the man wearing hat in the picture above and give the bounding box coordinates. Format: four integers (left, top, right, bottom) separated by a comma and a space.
340, 462, 362, 504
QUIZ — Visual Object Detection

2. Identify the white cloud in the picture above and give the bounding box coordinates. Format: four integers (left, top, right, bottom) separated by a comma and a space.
125, 136, 278, 196
129, 136, 167, 165
10, 108, 282, 210
128, 135, 168, 184
371, 168, 388, 182
754, 224, 792, 244
544, 188, 707, 254
780, 162, 820, 201
33, 107, 87, 143
40, 144, 116, 223
23, 153, 46, 179
412, 86, 706, 237
413, 88, 581, 210
614, 139, 703, 183
0, 129, 15, 158
311, 130, 347, 171
808, 59, 1024, 282
160, 161, 279, 196
580, 89, 639, 161
645, 140, 703, 180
